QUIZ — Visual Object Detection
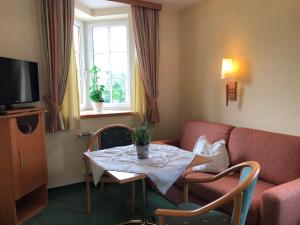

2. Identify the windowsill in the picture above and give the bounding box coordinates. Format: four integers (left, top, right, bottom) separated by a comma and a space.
80, 109, 135, 119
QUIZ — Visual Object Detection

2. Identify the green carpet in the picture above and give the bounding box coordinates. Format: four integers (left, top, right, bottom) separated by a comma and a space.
23, 182, 175, 225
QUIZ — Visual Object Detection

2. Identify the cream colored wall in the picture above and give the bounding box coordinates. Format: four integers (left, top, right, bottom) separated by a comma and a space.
179, 0, 300, 135
0, 0, 43, 83
153, 9, 180, 139
0, 0, 181, 188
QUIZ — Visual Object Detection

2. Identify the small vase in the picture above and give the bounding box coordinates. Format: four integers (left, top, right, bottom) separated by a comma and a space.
91, 102, 104, 112
136, 144, 149, 159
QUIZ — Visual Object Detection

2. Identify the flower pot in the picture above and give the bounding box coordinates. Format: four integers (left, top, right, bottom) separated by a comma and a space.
136, 144, 149, 159
91, 102, 104, 112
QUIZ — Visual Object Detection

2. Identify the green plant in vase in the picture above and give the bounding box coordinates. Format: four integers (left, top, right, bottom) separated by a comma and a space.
132, 124, 152, 159
89, 66, 105, 112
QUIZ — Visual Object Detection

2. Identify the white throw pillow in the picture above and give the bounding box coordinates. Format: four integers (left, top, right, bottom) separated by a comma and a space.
192, 135, 229, 173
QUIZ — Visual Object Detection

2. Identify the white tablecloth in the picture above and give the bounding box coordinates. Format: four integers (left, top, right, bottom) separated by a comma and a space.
84, 144, 195, 194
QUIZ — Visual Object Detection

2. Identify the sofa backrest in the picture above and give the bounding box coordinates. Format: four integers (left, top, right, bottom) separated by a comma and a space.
179, 120, 235, 151
228, 128, 300, 185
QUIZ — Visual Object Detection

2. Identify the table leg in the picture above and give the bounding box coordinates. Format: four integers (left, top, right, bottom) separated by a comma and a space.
118, 179, 156, 225
131, 181, 136, 214
141, 178, 146, 222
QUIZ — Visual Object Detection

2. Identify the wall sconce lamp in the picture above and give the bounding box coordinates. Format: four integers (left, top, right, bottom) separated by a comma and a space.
221, 58, 238, 106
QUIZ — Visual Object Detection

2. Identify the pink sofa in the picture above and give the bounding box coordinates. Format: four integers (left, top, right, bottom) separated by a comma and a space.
155, 120, 300, 225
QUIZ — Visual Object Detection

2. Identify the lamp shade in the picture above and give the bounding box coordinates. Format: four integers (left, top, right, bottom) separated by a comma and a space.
221, 58, 235, 79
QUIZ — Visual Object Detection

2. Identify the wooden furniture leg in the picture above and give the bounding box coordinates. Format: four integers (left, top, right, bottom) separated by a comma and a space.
232, 192, 243, 225
183, 183, 189, 202
101, 181, 104, 192
158, 216, 166, 225
131, 181, 136, 214
86, 177, 91, 215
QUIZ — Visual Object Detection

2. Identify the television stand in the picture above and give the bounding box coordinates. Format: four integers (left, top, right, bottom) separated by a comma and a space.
0, 106, 44, 115
0, 108, 48, 225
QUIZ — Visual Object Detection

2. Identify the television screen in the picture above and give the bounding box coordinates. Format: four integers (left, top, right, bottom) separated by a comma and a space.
0, 57, 39, 107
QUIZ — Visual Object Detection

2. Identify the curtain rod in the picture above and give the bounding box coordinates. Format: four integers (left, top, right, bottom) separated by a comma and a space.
108, 0, 162, 10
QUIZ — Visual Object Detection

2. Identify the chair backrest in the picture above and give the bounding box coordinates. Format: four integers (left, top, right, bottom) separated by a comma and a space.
156, 161, 259, 225
234, 166, 258, 225
88, 124, 132, 151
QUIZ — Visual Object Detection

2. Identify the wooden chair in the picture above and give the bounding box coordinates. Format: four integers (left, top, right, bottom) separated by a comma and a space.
83, 124, 135, 215
156, 161, 260, 225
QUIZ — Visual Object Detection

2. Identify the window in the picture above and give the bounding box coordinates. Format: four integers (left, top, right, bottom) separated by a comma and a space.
88, 21, 131, 109
73, 18, 132, 112
73, 20, 87, 109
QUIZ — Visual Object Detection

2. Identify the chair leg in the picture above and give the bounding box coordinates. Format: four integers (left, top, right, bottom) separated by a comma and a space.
101, 181, 104, 192
183, 183, 189, 202
158, 216, 166, 225
232, 192, 243, 225
131, 181, 136, 214
86, 178, 91, 215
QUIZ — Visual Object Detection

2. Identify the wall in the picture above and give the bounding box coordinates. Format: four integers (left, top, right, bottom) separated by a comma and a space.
179, 0, 300, 135
0, 0, 181, 188
154, 9, 180, 139
0, 0, 43, 83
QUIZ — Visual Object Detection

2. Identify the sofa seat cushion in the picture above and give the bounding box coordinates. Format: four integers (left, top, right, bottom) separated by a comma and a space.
178, 172, 275, 225
179, 121, 234, 151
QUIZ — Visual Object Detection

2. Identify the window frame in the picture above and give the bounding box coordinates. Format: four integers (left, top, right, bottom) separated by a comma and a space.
73, 19, 88, 110
86, 19, 132, 111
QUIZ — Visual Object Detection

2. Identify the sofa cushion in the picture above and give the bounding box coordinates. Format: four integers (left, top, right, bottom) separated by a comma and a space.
228, 128, 300, 185
180, 121, 235, 151
180, 172, 274, 225
192, 136, 229, 173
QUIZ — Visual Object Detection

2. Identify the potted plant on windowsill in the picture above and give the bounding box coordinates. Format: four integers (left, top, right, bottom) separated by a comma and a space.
89, 66, 105, 112
132, 124, 152, 159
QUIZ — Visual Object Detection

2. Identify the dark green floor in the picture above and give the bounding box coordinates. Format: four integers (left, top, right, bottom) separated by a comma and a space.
23, 182, 175, 225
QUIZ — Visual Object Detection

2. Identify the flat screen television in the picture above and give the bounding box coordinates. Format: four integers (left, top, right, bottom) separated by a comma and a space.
0, 57, 39, 109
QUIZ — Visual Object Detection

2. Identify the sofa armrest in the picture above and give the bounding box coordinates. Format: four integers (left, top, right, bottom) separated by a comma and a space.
151, 139, 179, 147
260, 177, 300, 225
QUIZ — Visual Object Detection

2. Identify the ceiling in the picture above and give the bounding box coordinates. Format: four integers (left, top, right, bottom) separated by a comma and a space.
78, 0, 203, 11
77, 0, 126, 9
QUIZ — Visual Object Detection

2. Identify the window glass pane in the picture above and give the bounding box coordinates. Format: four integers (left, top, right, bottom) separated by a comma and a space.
75, 53, 80, 71
79, 73, 84, 104
90, 23, 130, 107
110, 53, 128, 77
110, 26, 127, 52
73, 25, 80, 53
94, 53, 110, 72
93, 27, 109, 53
73, 24, 84, 107
112, 79, 127, 103
103, 80, 111, 103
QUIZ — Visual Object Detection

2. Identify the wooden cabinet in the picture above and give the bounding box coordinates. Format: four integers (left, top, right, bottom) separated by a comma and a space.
0, 108, 48, 225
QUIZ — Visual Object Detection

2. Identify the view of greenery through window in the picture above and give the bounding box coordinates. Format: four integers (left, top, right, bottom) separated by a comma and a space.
102, 74, 126, 103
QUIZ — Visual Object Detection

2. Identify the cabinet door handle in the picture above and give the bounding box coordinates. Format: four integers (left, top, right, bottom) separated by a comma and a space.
20, 148, 24, 168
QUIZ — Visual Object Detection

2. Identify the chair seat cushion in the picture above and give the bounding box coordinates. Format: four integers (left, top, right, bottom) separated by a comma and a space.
166, 202, 231, 225
177, 172, 275, 225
